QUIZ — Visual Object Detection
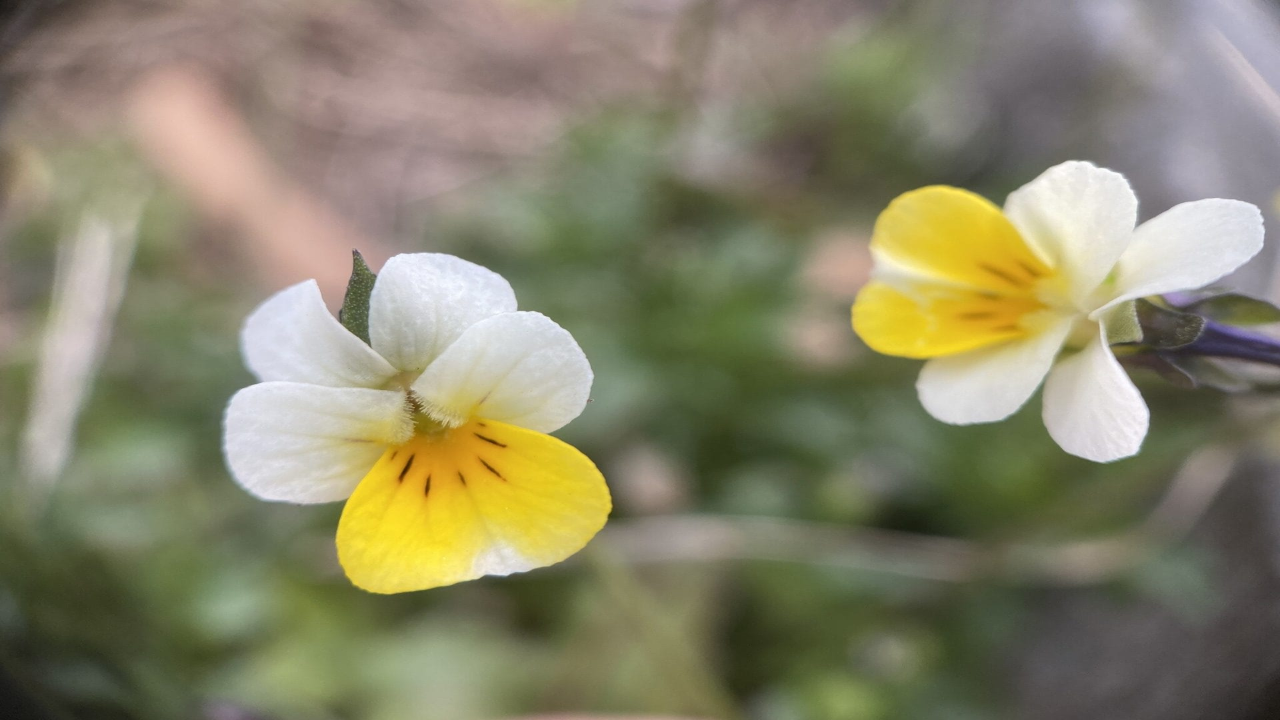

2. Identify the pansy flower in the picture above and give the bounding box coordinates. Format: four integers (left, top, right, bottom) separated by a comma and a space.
853, 161, 1264, 462
223, 253, 610, 593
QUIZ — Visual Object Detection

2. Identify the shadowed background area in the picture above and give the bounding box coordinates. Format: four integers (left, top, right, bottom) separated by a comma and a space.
5, 1, 1280, 719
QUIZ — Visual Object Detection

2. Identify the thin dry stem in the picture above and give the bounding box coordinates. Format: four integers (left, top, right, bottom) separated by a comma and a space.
599, 444, 1239, 587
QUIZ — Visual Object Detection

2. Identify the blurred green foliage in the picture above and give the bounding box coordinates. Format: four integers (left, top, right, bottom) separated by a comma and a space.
0, 18, 1230, 720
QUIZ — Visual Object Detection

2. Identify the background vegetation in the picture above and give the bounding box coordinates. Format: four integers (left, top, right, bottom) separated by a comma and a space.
0, 1, 1274, 718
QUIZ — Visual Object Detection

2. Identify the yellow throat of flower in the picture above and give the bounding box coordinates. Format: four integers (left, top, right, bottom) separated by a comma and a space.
853, 185, 1069, 359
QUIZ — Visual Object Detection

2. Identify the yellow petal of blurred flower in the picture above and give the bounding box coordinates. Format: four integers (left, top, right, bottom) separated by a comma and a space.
852, 161, 1264, 462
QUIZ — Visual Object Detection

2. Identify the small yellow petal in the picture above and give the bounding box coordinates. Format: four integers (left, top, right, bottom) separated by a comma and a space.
872, 186, 1050, 291
853, 281, 1041, 359
853, 186, 1056, 359
336, 419, 610, 594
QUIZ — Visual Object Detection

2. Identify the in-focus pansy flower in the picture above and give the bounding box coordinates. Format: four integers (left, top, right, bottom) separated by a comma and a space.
853, 161, 1264, 462
223, 254, 610, 593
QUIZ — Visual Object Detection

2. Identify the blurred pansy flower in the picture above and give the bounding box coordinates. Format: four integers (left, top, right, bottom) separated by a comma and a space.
223, 253, 610, 593
853, 161, 1264, 462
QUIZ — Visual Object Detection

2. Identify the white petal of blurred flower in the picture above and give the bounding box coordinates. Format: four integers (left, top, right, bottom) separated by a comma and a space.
854, 161, 1264, 462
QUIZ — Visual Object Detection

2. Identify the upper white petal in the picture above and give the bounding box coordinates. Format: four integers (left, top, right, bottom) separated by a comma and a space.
1105, 199, 1264, 307
1041, 326, 1149, 462
1004, 161, 1138, 305
241, 280, 398, 388
411, 311, 592, 433
223, 382, 413, 503
368, 253, 517, 374
917, 316, 1073, 425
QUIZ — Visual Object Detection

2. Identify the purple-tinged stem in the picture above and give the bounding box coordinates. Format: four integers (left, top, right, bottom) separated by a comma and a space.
1167, 321, 1280, 366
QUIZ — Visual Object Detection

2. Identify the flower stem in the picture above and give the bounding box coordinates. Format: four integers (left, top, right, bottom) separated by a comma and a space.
1168, 321, 1280, 366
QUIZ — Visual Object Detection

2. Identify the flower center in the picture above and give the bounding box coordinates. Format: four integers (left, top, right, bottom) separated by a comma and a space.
383, 371, 469, 435
407, 393, 468, 435
412, 407, 454, 437
925, 261, 1062, 339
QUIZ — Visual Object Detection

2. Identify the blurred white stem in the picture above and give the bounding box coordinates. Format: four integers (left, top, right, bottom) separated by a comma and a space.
602, 513, 982, 582
20, 210, 140, 502
599, 444, 1238, 587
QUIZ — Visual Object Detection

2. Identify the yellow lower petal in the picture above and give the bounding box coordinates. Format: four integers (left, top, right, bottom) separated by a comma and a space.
336, 418, 611, 594
853, 281, 1043, 359
872, 186, 1051, 292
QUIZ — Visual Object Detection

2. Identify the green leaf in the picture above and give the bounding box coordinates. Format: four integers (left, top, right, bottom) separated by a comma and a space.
1181, 292, 1280, 326
339, 250, 376, 344
1134, 299, 1205, 350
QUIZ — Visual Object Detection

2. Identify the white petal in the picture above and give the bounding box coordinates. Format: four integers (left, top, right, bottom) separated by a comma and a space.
1041, 327, 1149, 462
917, 316, 1073, 425
411, 312, 592, 433
1107, 199, 1264, 306
241, 280, 397, 388
1004, 161, 1138, 304
223, 382, 413, 503
368, 253, 517, 374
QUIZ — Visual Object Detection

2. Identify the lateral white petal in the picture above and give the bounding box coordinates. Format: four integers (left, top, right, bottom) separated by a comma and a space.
223, 382, 413, 503
368, 253, 517, 374
1004, 161, 1137, 304
241, 280, 398, 388
1041, 328, 1149, 462
411, 312, 592, 433
917, 316, 1073, 425
1107, 199, 1264, 306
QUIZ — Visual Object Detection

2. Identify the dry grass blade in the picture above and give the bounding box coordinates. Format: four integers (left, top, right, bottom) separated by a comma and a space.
19, 207, 141, 504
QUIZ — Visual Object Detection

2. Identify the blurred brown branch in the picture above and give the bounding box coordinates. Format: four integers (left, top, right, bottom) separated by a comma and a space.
127, 65, 387, 299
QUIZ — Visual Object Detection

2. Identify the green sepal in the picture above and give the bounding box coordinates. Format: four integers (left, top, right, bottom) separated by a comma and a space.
1122, 351, 1256, 392
339, 250, 377, 344
1121, 352, 1196, 389
1100, 300, 1142, 345
1134, 299, 1205, 350
1159, 355, 1253, 393
1180, 292, 1280, 326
